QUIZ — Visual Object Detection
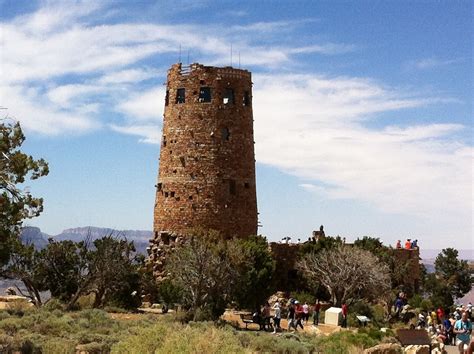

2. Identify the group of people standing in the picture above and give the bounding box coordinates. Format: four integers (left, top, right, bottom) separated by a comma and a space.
255, 299, 324, 334
255, 298, 349, 334
416, 303, 473, 353
395, 239, 418, 249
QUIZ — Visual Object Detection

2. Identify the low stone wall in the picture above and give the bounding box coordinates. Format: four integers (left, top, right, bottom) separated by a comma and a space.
269, 243, 421, 293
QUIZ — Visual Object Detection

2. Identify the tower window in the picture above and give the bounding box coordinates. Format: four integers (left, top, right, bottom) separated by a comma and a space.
199, 87, 211, 102
180, 156, 186, 167
243, 91, 250, 106
244, 182, 250, 189
176, 88, 185, 104
229, 179, 236, 195
165, 90, 169, 106
221, 127, 230, 141
223, 88, 234, 105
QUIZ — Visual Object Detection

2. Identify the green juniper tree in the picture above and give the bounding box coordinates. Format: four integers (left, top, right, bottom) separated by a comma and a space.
417, 248, 472, 310
1, 120, 48, 264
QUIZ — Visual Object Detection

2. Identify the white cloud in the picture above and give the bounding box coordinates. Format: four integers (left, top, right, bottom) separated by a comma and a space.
116, 87, 165, 121
288, 43, 356, 55
97, 68, 157, 84
406, 57, 463, 70
0, 85, 97, 135
110, 124, 161, 144
252, 74, 472, 229
47, 84, 104, 108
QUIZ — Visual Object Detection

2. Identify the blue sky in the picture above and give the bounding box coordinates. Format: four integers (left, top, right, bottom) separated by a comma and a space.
0, 0, 472, 250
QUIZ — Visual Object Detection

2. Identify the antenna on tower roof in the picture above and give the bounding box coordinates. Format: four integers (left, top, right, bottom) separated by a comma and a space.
238, 51, 241, 69
230, 44, 233, 67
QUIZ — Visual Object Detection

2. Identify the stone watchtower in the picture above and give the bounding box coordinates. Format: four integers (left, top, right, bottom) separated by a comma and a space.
148, 63, 258, 275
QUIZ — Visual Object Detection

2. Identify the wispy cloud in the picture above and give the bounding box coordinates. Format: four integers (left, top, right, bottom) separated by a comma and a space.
109, 124, 161, 144
0, 85, 98, 135
116, 87, 165, 122
230, 18, 319, 33
252, 74, 471, 228
0, 2, 355, 136
288, 43, 356, 55
405, 57, 463, 70
97, 68, 158, 84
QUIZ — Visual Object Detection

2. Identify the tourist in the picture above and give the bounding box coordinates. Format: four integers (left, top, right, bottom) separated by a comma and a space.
437, 307, 445, 323
455, 308, 463, 321
263, 302, 272, 331
454, 311, 472, 353
394, 296, 404, 316
253, 307, 264, 331
341, 302, 348, 328
445, 315, 455, 345
302, 302, 309, 323
436, 323, 448, 344
431, 310, 439, 326
411, 239, 418, 248
287, 302, 297, 331
396, 240, 401, 248
272, 301, 281, 334
313, 299, 321, 326
405, 239, 412, 249
294, 301, 304, 330
417, 313, 426, 329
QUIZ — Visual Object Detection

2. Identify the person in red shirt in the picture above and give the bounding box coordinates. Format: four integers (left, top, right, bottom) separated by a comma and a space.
341, 302, 348, 328
313, 300, 321, 326
405, 239, 412, 249
437, 307, 445, 322
294, 301, 304, 330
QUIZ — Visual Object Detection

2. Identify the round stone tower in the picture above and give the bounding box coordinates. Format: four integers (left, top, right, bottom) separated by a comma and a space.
149, 63, 257, 269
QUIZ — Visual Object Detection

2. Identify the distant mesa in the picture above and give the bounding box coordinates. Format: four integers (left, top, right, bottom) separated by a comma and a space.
20, 226, 152, 254
20, 226, 49, 249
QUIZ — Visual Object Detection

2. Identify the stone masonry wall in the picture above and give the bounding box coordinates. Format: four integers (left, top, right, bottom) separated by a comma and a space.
148, 63, 258, 278
269, 243, 421, 293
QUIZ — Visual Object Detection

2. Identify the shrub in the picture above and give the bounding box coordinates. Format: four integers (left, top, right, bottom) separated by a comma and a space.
6, 300, 33, 317
0, 311, 11, 321
43, 298, 65, 311
76, 309, 111, 328
103, 306, 128, 314
157, 324, 245, 354
0, 317, 22, 335
238, 331, 315, 353
40, 338, 76, 354
76, 341, 110, 354
111, 323, 167, 353
77, 294, 95, 310
0, 333, 13, 347
408, 294, 423, 309
420, 299, 433, 312
314, 331, 378, 353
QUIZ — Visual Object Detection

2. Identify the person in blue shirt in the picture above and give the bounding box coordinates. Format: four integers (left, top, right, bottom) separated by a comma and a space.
444, 317, 454, 345
454, 311, 472, 353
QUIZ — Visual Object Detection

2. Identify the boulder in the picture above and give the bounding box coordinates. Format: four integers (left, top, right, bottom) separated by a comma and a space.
364, 343, 403, 354
404, 344, 430, 354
